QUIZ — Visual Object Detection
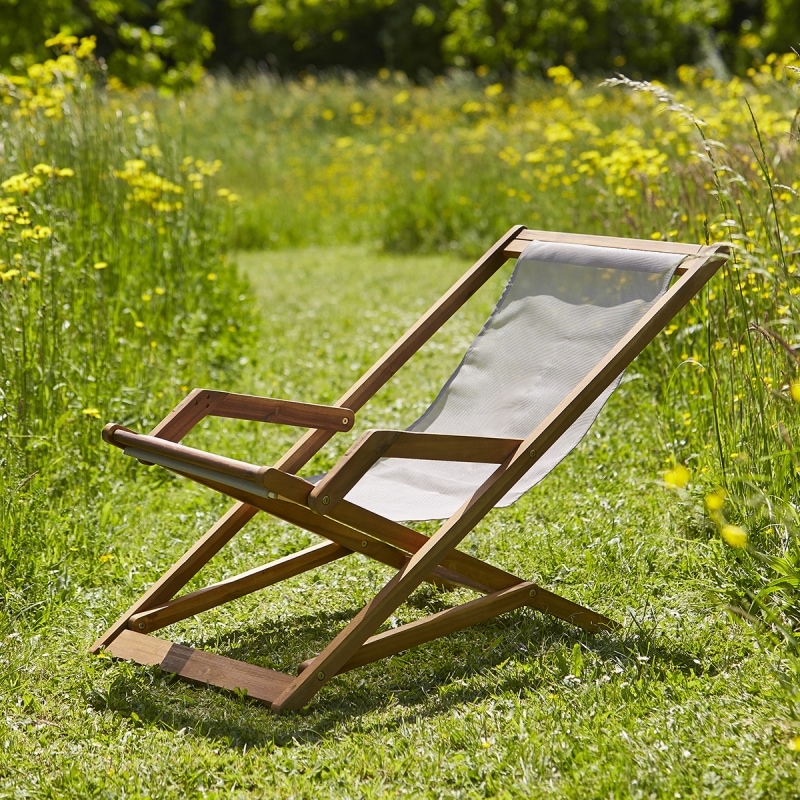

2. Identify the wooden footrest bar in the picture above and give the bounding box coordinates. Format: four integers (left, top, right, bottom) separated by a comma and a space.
103, 629, 293, 706
128, 541, 349, 634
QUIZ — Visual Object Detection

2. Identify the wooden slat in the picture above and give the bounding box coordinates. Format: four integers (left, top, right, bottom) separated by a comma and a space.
147, 389, 354, 443
309, 429, 522, 513
212, 392, 354, 431
105, 630, 292, 705
91, 502, 258, 652
510, 228, 708, 255
319, 581, 539, 674
128, 542, 349, 633
326, 583, 618, 673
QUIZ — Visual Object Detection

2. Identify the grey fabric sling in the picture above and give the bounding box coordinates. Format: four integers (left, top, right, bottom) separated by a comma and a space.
341, 240, 684, 521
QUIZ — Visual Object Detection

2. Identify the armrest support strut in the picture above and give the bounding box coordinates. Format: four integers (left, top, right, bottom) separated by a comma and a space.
308, 430, 522, 514
146, 388, 355, 443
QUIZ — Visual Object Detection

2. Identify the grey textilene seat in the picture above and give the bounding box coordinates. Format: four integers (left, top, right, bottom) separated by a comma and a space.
343, 240, 681, 521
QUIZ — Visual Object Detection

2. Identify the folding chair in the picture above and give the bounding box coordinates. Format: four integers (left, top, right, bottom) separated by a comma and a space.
93, 227, 729, 712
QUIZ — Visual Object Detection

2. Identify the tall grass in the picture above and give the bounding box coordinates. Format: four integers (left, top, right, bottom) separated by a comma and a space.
0, 38, 254, 626
146, 55, 800, 716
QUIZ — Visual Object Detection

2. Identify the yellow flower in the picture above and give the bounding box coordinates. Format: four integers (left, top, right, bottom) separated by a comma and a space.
1, 268, 21, 282
705, 490, 726, 512
99, 553, 114, 563
206, 272, 217, 281
663, 464, 690, 489
45, 33, 79, 50
720, 524, 748, 549
788, 736, 800, 751
93, 261, 108, 270
76, 36, 96, 59
790, 381, 800, 402
82, 407, 100, 419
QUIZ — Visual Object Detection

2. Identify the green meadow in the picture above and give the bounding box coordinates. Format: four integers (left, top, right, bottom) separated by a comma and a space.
1, 39, 799, 797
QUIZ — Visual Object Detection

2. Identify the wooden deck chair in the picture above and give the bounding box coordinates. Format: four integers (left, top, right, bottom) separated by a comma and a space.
93, 227, 729, 712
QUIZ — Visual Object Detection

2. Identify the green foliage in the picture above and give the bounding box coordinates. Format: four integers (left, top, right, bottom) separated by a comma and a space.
0, 0, 214, 89
247, 0, 392, 47
0, 44, 253, 623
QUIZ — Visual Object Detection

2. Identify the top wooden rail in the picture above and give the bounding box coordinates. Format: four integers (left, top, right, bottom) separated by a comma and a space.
503, 228, 726, 275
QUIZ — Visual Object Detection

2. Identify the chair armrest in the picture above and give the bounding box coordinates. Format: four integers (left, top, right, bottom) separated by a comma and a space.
146, 388, 355, 443
308, 430, 522, 514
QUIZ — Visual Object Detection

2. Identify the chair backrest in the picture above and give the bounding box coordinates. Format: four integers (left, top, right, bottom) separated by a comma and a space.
342, 240, 686, 521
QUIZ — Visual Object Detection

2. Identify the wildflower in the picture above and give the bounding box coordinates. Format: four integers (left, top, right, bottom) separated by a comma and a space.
663, 464, 690, 489
45, 32, 79, 50
82, 407, 100, 419
705, 490, 726, 512
99, 553, 114, 563
56, 167, 75, 177
720, 524, 748, 549
1, 268, 20, 282
788, 736, 800, 751
485, 83, 504, 98
76, 36, 96, 59
791, 381, 800, 402
93, 261, 108, 270
141, 293, 152, 302
206, 272, 217, 281
154, 286, 165, 295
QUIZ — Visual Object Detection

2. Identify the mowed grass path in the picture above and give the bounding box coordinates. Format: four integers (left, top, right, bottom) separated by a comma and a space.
4, 246, 798, 798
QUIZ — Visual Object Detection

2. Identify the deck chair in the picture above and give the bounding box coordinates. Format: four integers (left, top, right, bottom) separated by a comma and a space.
92, 227, 728, 712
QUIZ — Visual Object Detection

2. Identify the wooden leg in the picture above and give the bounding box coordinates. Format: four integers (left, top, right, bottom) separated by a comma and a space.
91, 501, 256, 652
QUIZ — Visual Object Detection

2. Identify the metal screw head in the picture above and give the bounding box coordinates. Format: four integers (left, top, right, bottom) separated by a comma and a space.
316, 671, 325, 681
529, 588, 537, 598
529, 449, 536, 458
137, 621, 147, 630
342, 417, 349, 425
360, 540, 368, 548
321, 496, 330, 505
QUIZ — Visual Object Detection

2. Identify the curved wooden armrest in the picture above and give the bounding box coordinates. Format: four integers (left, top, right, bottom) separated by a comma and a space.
144, 388, 355, 444
308, 430, 522, 514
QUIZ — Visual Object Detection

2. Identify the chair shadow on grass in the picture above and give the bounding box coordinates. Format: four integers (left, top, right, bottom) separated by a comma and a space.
90, 589, 710, 749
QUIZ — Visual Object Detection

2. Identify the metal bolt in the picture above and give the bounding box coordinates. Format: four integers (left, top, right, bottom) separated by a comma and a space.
321, 496, 330, 505
529, 449, 536, 458
316, 671, 325, 681
137, 621, 147, 630
342, 417, 349, 425
529, 588, 537, 598
360, 540, 368, 548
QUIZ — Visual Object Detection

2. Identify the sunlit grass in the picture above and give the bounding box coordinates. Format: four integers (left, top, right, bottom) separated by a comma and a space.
1, 40, 799, 797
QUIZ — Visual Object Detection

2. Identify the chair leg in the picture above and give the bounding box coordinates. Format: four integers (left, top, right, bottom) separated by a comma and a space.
90, 501, 257, 652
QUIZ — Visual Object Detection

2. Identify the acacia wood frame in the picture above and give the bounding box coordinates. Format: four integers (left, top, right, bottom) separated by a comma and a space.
93, 227, 729, 712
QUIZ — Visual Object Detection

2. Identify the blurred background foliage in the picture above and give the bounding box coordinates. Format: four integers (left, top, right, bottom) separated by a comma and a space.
1, 0, 799, 88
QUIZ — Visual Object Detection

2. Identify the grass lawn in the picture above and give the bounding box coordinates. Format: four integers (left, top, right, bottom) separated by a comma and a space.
4, 245, 797, 799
